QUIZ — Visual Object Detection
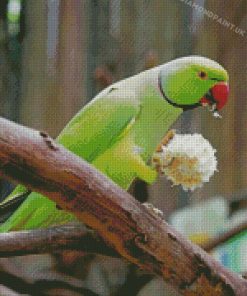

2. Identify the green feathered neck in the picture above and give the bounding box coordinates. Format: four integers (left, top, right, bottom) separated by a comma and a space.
131, 86, 182, 160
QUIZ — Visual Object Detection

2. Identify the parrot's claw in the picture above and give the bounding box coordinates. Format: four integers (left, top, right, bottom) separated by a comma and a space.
156, 129, 176, 153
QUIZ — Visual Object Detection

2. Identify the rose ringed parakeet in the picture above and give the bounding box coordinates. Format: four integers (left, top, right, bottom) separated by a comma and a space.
0, 56, 229, 232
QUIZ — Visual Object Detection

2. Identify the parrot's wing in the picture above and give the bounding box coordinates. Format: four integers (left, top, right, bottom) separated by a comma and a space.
0, 88, 140, 218
57, 88, 141, 162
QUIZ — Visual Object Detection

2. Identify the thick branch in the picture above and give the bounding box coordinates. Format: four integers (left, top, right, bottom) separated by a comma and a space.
0, 219, 245, 259
0, 223, 118, 257
0, 117, 246, 295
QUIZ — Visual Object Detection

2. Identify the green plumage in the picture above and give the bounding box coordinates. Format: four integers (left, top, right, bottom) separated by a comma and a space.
0, 56, 229, 232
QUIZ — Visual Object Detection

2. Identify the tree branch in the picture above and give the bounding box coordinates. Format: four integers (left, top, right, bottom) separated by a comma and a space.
0, 117, 246, 295
0, 223, 118, 257
202, 220, 247, 252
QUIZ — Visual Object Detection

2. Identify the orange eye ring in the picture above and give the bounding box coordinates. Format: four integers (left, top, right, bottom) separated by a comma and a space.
198, 71, 208, 79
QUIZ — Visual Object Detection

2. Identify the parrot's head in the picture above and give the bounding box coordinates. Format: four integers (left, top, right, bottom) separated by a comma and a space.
159, 56, 229, 117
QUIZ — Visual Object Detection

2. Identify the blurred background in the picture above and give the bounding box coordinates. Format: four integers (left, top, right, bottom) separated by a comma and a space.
0, 0, 246, 295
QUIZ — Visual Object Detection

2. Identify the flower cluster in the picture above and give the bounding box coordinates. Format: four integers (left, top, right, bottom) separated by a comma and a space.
152, 133, 217, 191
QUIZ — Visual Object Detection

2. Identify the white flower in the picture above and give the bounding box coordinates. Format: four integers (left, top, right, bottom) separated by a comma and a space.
152, 133, 217, 191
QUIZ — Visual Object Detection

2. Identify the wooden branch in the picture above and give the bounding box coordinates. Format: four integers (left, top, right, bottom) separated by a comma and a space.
202, 220, 247, 252
0, 218, 245, 263
0, 117, 246, 295
0, 223, 118, 257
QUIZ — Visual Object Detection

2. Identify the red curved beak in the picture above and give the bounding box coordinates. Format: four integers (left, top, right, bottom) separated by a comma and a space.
200, 82, 229, 111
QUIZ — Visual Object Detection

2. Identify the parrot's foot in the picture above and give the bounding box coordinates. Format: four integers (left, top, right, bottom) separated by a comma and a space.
152, 129, 176, 175
155, 129, 176, 152
143, 202, 164, 219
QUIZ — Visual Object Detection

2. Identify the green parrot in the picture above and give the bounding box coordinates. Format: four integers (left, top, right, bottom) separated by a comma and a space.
0, 56, 229, 232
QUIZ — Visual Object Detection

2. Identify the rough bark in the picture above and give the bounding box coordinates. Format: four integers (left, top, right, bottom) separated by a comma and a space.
0, 218, 245, 260
0, 117, 246, 295
0, 224, 118, 258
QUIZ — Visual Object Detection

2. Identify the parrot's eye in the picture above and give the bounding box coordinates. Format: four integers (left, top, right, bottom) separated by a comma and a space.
198, 71, 208, 79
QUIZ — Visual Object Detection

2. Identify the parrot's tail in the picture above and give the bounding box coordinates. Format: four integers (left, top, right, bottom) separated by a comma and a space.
0, 191, 77, 232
